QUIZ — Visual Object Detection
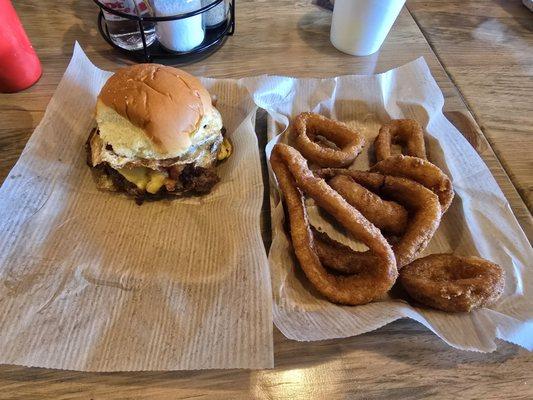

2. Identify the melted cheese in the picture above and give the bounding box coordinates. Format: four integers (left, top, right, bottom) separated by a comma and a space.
146, 171, 167, 194
117, 167, 167, 194
217, 137, 232, 161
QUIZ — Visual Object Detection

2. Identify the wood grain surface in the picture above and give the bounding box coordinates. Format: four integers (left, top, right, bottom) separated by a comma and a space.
0, 0, 531, 398
408, 0, 533, 213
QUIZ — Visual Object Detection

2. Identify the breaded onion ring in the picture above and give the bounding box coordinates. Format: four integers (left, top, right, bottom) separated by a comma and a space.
371, 155, 454, 213
315, 168, 442, 269
270, 143, 397, 305
329, 174, 408, 235
381, 176, 442, 268
293, 112, 365, 167
316, 168, 384, 192
374, 119, 426, 162
400, 254, 505, 312
312, 229, 375, 275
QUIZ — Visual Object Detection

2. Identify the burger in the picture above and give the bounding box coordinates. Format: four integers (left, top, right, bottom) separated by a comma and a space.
86, 64, 231, 203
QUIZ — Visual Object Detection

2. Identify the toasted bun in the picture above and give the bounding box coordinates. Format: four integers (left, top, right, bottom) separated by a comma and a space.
96, 64, 222, 159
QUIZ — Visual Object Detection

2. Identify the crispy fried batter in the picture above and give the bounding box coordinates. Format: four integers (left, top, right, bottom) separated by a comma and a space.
312, 229, 376, 275
371, 155, 454, 213
380, 175, 442, 268
400, 254, 505, 312
272, 115, 500, 312
271, 143, 397, 305
374, 119, 426, 162
293, 112, 365, 167
316, 168, 442, 269
329, 174, 408, 235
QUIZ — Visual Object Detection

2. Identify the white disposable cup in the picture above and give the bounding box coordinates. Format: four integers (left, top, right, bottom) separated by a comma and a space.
330, 0, 406, 56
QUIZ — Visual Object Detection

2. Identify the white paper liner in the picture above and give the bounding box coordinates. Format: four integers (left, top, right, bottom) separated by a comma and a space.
0, 45, 530, 370
0, 43, 273, 371
255, 59, 532, 352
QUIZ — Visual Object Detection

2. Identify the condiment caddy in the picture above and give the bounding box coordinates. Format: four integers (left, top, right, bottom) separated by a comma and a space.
93, 0, 234, 63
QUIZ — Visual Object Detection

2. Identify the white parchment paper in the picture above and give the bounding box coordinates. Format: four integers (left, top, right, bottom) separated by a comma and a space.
0, 45, 530, 372
0, 43, 273, 371
251, 60, 533, 352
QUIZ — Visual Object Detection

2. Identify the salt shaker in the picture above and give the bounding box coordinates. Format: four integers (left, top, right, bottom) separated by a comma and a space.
201, 0, 228, 28
152, 0, 205, 52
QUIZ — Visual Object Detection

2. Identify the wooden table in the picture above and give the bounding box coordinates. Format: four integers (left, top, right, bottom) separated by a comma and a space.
408, 0, 533, 232
0, 1, 531, 398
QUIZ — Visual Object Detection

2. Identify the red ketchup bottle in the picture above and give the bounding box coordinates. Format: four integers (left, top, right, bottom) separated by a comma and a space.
0, 0, 42, 93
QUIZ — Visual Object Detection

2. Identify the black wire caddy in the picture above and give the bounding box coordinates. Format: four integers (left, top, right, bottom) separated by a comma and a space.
93, 0, 235, 63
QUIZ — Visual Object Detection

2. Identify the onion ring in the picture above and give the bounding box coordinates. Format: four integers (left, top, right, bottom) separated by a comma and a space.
316, 168, 442, 269
293, 112, 365, 167
316, 168, 384, 192
371, 155, 454, 213
270, 143, 397, 305
381, 175, 442, 268
400, 254, 505, 312
312, 228, 376, 275
374, 119, 426, 162
328, 174, 409, 235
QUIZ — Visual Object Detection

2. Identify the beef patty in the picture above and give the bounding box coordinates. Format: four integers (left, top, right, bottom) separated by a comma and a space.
86, 129, 221, 204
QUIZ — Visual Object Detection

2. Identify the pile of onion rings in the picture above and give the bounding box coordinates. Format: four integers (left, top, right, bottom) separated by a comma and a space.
271, 143, 397, 305
271, 113, 505, 312
316, 168, 441, 269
